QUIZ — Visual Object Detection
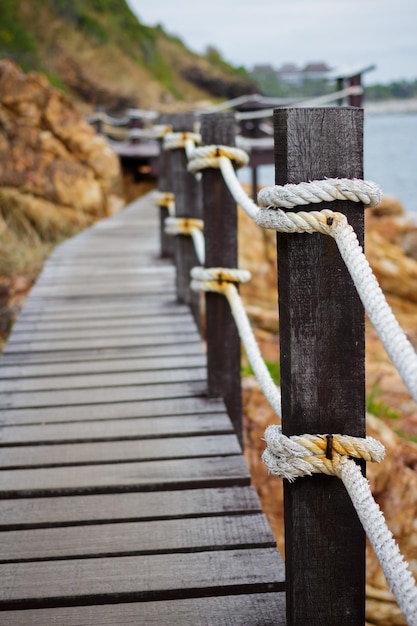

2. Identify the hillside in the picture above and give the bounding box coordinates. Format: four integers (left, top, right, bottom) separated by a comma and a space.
0, 0, 254, 111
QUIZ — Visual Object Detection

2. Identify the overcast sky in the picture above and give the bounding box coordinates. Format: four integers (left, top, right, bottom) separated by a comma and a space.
126, 0, 417, 84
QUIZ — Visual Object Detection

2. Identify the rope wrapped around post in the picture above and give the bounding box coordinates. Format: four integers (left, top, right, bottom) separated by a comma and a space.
165, 217, 205, 265
191, 266, 282, 419
263, 426, 417, 625
154, 191, 175, 216
255, 180, 417, 406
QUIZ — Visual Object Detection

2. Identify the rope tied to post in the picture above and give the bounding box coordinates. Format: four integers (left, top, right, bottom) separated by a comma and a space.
255, 177, 417, 406
164, 217, 204, 236
163, 131, 202, 151
262, 426, 385, 481
257, 177, 382, 210
187, 144, 249, 173
263, 424, 417, 624
190, 266, 251, 294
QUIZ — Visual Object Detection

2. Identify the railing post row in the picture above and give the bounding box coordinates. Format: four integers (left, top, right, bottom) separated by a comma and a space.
200, 112, 242, 445
169, 113, 202, 329
275, 107, 366, 625
156, 113, 174, 260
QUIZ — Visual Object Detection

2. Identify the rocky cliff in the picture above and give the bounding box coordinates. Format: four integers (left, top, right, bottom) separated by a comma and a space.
1, 0, 254, 111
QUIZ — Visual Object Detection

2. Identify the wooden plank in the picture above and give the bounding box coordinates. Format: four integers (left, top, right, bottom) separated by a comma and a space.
7, 320, 197, 343
0, 354, 206, 383
0, 486, 262, 529
24, 282, 176, 299
0, 547, 284, 609
0, 397, 225, 427
11, 312, 192, 333
37, 261, 173, 277
0, 434, 240, 468
275, 107, 365, 624
0, 513, 275, 562
0, 366, 206, 394
16, 297, 187, 318
0, 342, 204, 367
0, 380, 207, 409
0, 592, 286, 626
0, 413, 232, 445
0, 455, 251, 497
2, 330, 202, 355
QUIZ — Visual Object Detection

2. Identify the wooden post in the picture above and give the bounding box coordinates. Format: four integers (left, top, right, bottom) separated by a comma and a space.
275, 108, 366, 625
157, 113, 174, 259
170, 113, 202, 328
349, 73, 363, 107
200, 112, 242, 445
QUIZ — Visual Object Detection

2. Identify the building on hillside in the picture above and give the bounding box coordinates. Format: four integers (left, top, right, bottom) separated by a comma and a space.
275, 62, 332, 85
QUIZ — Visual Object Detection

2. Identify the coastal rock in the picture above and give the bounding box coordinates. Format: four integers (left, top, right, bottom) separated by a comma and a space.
0, 60, 124, 238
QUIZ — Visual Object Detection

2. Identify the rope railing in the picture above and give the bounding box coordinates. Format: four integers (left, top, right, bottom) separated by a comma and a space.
155, 110, 417, 625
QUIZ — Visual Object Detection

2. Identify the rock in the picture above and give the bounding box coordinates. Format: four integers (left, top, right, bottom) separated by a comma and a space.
0, 60, 124, 239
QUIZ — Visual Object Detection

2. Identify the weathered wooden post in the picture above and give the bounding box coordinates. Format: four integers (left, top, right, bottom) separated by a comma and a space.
156, 113, 174, 259
349, 73, 363, 107
170, 113, 202, 327
275, 108, 366, 624
200, 112, 242, 444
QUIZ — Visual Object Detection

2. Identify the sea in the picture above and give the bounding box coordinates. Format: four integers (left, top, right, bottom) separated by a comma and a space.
239, 111, 417, 216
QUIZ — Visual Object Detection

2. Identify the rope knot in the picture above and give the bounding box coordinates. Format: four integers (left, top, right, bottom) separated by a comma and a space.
163, 131, 202, 151
164, 217, 204, 236
257, 178, 382, 210
262, 425, 385, 482
190, 266, 251, 295
187, 145, 249, 173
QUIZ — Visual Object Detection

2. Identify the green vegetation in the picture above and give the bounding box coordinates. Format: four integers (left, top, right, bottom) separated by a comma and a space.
0, 0, 39, 70
251, 65, 417, 101
366, 383, 399, 420
0, 0, 251, 103
242, 359, 281, 386
364, 79, 417, 101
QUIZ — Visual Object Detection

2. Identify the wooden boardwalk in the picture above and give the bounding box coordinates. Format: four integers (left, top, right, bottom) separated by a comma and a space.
0, 192, 285, 624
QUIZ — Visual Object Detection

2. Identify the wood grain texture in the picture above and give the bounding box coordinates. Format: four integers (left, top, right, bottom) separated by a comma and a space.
0, 592, 286, 626
275, 107, 365, 625
0, 486, 262, 529
0, 397, 225, 427
170, 113, 202, 325
0, 547, 284, 609
0, 514, 275, 562
0, 455, 251, 497
201, 113, 242, 443
0, 434, 240, 469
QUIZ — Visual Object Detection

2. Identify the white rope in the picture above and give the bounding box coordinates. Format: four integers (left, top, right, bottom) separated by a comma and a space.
187, 145, 249, 173
258, 178, 382, 209
263, 426, 417, 625
262, 426, 384, 480
341, 461, 417, 626
163, 131, 202, 151
190, 267, 282, 418
164, 218, 205, 264
255, 206, 417, 405
218, 157, 259, 220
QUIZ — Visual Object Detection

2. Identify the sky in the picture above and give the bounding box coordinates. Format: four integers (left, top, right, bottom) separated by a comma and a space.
126, 0, 417, 84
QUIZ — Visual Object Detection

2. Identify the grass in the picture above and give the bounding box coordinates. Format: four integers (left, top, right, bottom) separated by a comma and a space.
366, 383, 399, 420
242, 359, 281, 386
